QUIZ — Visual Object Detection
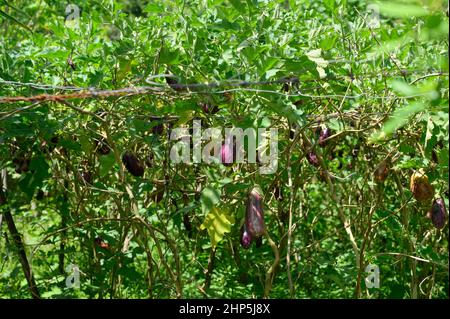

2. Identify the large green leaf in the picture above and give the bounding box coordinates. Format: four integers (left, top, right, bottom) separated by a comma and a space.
200, 185, 221, 215
374, 1, 429, 18
0, 9, 31, 32
370, 101, 426, 143
99, 153, 116, 177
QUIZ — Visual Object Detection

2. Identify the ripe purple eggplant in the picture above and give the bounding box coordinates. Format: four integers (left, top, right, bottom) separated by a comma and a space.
221, 142, 235, 166
318, 127, 332, 147
427, 198, 447, 229
306, 152, 319, 167
152, 182, 165, 202
245, 188, 265, 238
50, 135, 59, 145
122, 152, 145, 177
94, 237, 110, 250
240, 224, 252, 249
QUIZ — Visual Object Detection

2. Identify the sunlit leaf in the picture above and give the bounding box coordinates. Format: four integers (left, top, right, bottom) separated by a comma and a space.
370, 101, 427, 143
200, 207, 234, 247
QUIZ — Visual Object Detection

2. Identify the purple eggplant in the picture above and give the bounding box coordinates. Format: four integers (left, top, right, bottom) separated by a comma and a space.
81, 171, 93, 185
428, 198, 447, 229
95, 138, 111, 155
245, 189, 265, 238
306, 152, 319, 167
318, 127, 332, 147
240, 224, 252, 249
122, 152, 144, 177
221, 142, 235, 166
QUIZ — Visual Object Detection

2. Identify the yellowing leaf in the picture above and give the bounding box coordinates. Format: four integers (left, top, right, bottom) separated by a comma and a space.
200, 207, 234, 247
306, 49, 328, 78
306, 49, 329, 68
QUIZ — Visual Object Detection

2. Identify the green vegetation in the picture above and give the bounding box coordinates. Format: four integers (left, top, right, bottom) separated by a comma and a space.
0, 0, 448, 299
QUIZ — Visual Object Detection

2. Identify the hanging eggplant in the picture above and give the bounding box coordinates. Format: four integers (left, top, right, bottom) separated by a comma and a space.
318, 126, 332, 147
240, 223, 252, 249
306, 152, 319, 167
374, 160, 389, 183
122, 152, 145, 177
427, 198, 447, 229
410, 169, 434, 203
245, 188, 265, 238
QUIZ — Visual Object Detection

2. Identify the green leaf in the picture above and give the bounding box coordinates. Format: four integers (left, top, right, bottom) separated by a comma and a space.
391, 80, 418, 96
200, 186, 221, 215
424, 115, 435, 156
323, 0, 335, 11
159, 47, 180, 64
268, 97, 305, 126
99, 153, 116, 177
394, 156, 429, 170
78, 135, 91, 154
200, 207, 234, 247
0, 9, 31, 32
118, 266, 142, 281
59, 138, 81, 152
229, 0, 247, 15
132, 118, 150, 133
390, 79, 438, 99
285, 56, 316, 72
144, 3, 164, 13
265, 68, 280, 79
320, 36, 337, 50
116, 59, 133, 82
370, 101, 427, 142
18, 156, 50, 199
374, 1, 429, 18
260, 57, 281, 73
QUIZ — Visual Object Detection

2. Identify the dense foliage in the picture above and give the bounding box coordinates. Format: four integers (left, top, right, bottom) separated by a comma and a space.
0, 0, 448, 299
